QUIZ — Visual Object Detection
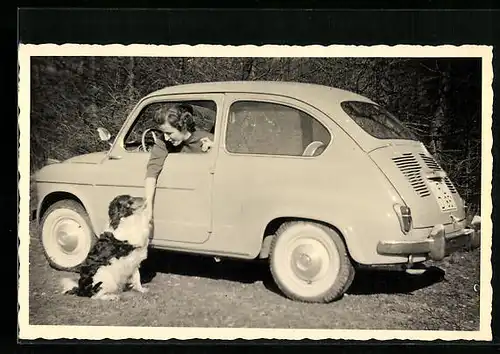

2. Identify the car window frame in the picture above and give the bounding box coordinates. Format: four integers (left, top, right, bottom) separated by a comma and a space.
222, 95, 334, 159
107, 93, 223, 157
340, 100, 419, 142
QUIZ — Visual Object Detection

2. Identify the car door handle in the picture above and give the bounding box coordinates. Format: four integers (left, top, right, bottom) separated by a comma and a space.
108, 155, 122, 160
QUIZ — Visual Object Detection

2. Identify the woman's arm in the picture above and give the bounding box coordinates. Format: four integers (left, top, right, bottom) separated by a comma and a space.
144, 176, 157, 222
144, 139, 169, 219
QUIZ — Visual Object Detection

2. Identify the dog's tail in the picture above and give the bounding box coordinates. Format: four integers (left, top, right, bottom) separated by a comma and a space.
60, 277, 79, 295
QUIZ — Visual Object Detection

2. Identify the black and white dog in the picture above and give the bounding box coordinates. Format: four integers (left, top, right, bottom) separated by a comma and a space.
61, 194, 151, 301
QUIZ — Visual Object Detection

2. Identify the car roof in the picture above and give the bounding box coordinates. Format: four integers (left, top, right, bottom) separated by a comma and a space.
144, 81, 376, 106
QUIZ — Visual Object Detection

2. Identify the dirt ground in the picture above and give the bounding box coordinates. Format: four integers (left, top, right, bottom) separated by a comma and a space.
27, 220, 481, 330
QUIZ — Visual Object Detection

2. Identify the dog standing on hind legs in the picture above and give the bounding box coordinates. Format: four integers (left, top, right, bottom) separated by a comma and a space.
61, 194, 152, 301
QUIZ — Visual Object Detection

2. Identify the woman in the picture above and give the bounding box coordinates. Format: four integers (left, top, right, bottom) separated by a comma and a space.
143, 103, 214, 227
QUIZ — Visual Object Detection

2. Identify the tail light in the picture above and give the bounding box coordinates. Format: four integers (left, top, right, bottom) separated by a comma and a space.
394, 203, 413, 234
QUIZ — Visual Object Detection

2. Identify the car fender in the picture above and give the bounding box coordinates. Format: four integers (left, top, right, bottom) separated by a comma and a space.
36, 182, 100, 236
240, 190, 402, 264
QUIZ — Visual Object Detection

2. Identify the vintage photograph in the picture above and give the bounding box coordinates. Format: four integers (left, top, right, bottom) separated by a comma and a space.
18, 45, 493, 340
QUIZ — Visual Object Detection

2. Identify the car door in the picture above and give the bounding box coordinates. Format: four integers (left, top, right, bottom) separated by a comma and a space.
210, 93, 334, 257
92, 93, 223, 245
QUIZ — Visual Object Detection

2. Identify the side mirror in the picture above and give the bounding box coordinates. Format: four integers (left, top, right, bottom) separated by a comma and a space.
97, 127, 113, 147
97, 127, 111, 141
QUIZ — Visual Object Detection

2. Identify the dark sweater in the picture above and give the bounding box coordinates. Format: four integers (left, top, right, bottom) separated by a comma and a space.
145, 129, 214, 179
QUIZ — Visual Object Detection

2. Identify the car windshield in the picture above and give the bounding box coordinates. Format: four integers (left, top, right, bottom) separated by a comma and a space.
340, 100, 418, 141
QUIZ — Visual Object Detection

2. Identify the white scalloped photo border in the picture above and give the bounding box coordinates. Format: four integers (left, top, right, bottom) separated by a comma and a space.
17, 43, 494, 341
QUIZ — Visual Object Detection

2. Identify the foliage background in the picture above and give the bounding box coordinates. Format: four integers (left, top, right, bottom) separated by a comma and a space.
30, 57, 482, 209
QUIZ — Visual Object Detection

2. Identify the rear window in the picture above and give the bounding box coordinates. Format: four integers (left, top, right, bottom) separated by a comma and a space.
340, 101, 418, 141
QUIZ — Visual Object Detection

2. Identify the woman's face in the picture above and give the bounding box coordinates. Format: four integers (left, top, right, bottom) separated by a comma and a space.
158, 108, 187, 145
167, 129, 186, 146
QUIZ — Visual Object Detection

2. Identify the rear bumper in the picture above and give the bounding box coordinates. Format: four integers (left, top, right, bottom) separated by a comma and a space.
377, 220, 481, 262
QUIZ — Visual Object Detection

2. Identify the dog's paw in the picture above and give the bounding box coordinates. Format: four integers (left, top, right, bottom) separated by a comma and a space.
136, 286, 149, 293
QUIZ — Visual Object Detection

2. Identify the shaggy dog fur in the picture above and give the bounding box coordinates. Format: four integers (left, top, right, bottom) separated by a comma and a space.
61, 194, 151, 301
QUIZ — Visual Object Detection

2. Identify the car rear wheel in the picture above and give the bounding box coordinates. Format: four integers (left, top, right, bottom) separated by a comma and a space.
39, 200, 95, 272
270, 221, 355, 303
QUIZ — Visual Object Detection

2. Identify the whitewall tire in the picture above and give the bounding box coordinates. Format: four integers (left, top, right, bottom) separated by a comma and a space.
39, 200, 95, 271
270, 221, 355, 303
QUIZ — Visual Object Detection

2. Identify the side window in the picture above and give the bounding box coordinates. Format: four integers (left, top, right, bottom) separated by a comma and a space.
226, 101, 331, 157
123, 100, 217, 153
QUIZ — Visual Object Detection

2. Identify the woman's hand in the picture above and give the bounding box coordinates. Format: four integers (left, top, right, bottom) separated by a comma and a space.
143, 200, 154, 238
200, 137, 214, 152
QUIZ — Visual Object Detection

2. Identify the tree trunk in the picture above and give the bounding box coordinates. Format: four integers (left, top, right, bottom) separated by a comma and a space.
285, 58, 291, 81
241, 58, 254, 80
32, 61, 40, 88
127, 56, 135, 98
89, 56, 96, 81
429, 63, 451, 162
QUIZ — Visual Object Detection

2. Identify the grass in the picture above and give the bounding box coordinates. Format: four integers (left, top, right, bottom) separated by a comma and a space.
27, 219, 481, 330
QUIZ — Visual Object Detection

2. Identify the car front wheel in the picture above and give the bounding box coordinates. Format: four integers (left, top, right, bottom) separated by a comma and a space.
39, 199, 95, 272
270, 221, 355, 303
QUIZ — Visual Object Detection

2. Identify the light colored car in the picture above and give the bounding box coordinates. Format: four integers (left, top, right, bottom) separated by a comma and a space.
33, 81, 481, 303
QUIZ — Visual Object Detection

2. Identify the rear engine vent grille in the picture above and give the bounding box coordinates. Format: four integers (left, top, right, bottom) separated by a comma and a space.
419, 153, 458, 194
444, 177, 458, 194
392, 153, 431, 198
419, 153, 441, 171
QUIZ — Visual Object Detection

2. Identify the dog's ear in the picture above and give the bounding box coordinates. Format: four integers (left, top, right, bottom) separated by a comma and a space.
108, 195, 134, 229
108, 199, 121, 230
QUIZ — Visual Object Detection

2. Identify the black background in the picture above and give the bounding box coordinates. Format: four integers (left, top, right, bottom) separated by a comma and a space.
13, 2, 500, 353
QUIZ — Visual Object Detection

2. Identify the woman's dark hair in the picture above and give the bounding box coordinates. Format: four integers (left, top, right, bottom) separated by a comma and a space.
154, 103, 196, 133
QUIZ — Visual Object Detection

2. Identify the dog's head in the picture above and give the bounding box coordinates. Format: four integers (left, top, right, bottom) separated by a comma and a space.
108, 195, 146, 230
107, 194, 150, 248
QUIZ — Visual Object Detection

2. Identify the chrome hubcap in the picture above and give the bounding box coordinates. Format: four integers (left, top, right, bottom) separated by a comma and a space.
54, 219, 82, 253
290, 243, 326, 282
